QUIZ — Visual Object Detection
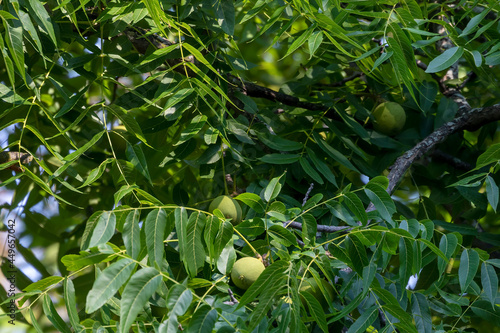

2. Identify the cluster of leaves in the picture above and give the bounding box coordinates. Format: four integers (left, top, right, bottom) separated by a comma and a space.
1, 0, 500, 332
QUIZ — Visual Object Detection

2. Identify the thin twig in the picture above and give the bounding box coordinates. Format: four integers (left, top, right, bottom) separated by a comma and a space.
302, 183, 314, 207
284, 221, 351, 233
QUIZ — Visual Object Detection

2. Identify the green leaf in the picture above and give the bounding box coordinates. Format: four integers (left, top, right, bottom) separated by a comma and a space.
300, 291, 328, 332
347, 234, 368, 275
239, 0, 266, 24
364, 183, 396, 223
418, 239, 449, 262
0, 35, 16, 92
123, 210, 141, 260
256, 132, 303, 151
471, 50, 483, 67
107, 105, 148, 144
79, 158, 114, 188
141, 0, 171, 38
399, 237, 414, 287
372, 287, 399, 306
54, 83, 91, 118
18, 9, 44, 62
114, 185, 138, 206
486, 175, 499, 212
29, 308, 44, 333
411, 292, 432, 333
248, 275, 287, 330
175, 115, 207, 146
23, 168, 78, 207
185, 212, 207, 277
86, 259, 136, 313
119, 268, 162, 333
362, 263, 377, 291
167, 284, 193, 316
27, 0, 58, 46
175, 207, 189, 262
300, 157, 323, 184
477, 142, 500, 168
459, 248, 480, 293
300, 213, 317, 246
387, 23, 418, 75
342, 192, 367, 225
259, 153, 300, 165
328, 243, 352, 266
281, 25, 315, 60
24, 276, 64, 292
328, 292, 367, 324
187, 305, 218, 333
126, 143, 152, 185
470, 300, 500, 326
235, 193, 265, 213
214, 0, 235, 35
372, 51, 393, 71
82, 211, 116, 250
42, 294, 71, 333
53, 130, 105, 178
354, 46, 382, 62
307, 148, 337, 187
214, 220, 233, 259
268, 224, 298, 246
4, 21, 26, 84
459, 9, 490, 37
264, 172, 286, 202
426, 47, 464, 73
313, 132, 359, 172
437, 233, 458, 276
182, 43, 226, 82
63, 278, 80, 331
204, 215, 221, 264
61, 251, 111, 271
385, 306, 419, 333
346, 305, 378, 333
368, 175, 390, 190
308, 31, 323, 59
481, 262, 498, 308
145, 209, 167, 267
216, 238, 236, 275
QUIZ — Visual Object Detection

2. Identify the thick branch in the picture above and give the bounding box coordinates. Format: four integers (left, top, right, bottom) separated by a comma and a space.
386, 103, 500, 195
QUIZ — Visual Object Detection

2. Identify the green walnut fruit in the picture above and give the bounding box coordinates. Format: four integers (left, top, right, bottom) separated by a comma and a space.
373, 102, 406, 136
300, 278, 334, 307
231, 257, 265, 290
209, 195, 242, 225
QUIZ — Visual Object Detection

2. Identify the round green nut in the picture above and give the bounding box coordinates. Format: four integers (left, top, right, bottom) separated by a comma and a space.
209, 195, 242, 225
300, 278, 334, 308
231, 257, 265, 290
372, 102, 406, 136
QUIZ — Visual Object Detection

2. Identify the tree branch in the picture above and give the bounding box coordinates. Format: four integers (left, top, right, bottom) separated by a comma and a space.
284, 221, 351, 233
385, 103, 500, 196
227, 74, 338, 114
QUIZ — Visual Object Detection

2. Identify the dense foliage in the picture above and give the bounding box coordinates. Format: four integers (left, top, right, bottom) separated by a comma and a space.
1, 0, 500, 332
